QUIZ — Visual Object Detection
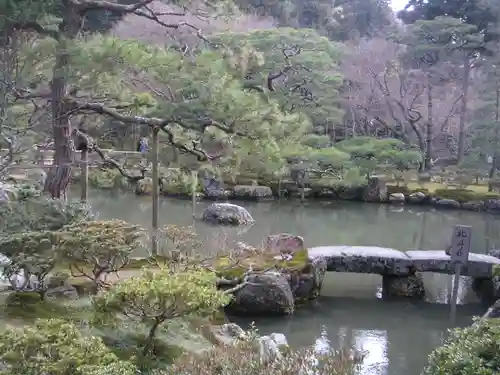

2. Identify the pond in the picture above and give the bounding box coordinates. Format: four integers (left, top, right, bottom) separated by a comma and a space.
84, 190, 498, 375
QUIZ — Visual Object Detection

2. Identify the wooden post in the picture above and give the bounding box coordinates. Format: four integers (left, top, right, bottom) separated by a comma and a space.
448, 224, 472, 324
191, 170, 197, 219
151, 128, 159, 256
80, 149, 88, 202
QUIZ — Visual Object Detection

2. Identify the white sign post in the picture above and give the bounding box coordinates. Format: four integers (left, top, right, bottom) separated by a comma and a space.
448, 225, 472, 324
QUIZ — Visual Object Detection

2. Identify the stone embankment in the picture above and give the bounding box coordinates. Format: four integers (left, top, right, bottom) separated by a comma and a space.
137, 174, 500, 214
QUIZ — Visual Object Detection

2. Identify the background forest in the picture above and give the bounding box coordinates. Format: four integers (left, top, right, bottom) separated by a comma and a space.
2, 1, 500, 375
3, 0, 500, 197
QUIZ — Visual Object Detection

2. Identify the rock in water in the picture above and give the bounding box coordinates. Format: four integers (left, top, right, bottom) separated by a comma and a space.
202, 203, 254, 226
135, 177, 153, 196
258, 333, 289, 362
227, 271, 294, 315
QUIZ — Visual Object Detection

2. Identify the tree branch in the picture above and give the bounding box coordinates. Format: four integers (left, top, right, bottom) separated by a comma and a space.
75, 0, 155, 13
11, 21, 60, 40
69, 99, 252, 162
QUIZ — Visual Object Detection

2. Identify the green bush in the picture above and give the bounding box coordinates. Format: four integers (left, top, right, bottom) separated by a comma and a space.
0, 318, 136, 375
433, 189, 500, 202
422, 317, 500, 375
0, 196, 93, 234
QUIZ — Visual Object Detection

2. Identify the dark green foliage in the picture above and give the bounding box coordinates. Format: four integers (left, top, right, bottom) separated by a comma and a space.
211, 28, 343, 128
0, 0, 140, 34
398, 0, 498, 43
0, 318, 136, 375
233, 0, 394, 41
337, 137, 422, 175
0, 196, 93, 234
422, 317, 500, 375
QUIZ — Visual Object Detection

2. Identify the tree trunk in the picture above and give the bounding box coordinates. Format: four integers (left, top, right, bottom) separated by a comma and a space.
143, 318, 162, 356
151, 127, 159, 256
425, 74, 433, 171
43, 2, 81, 198
457, 57, 471, 164
488, 87, 500, 191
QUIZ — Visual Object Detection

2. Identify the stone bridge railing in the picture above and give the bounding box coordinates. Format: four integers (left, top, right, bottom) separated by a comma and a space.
308, 245, 500, 301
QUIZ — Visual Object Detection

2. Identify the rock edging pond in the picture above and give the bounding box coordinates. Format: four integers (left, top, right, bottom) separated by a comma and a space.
128, 174, 500, 215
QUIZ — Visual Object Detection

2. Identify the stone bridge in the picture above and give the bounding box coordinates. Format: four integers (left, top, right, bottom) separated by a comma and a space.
308, 246, 500, 301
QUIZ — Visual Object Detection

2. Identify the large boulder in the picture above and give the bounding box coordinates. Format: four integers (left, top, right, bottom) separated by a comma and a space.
232, 185, 274, 201
202, 203, 254, 226
408, 191, 428, 204
389, 193, 405, 204
264, 233, 305, 256
217, 246, 324, 314
206, 323, 289, 362
226, 271, 295, 315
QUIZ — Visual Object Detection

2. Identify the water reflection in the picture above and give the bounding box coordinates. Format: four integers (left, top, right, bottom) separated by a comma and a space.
231, 297, 484, 375
354, 330, 388, 375
83, 190, 500, 255
81, 190, 495, 375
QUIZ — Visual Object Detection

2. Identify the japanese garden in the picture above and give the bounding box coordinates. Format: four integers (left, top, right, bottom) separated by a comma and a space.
2, 0, 500, 374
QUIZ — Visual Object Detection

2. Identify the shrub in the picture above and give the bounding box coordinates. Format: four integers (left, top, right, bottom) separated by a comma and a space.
0, 318, 135, 375
0, 196, 93, 234
422, 317, 500, 375
93, 267, 231, 356
56, 220, 143, 289
167, 337, 361, 375
433, 188, 500, 202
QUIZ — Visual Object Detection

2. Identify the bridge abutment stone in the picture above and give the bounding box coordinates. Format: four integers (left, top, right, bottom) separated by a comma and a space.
471, 277, 497, 305
382, 274, 425, 300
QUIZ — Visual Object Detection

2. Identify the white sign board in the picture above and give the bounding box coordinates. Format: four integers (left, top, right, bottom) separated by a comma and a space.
448, 225, 472, 264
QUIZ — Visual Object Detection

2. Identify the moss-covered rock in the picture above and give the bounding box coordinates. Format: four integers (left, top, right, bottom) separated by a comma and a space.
216, 248, 325, 315
214, 248, 309, 280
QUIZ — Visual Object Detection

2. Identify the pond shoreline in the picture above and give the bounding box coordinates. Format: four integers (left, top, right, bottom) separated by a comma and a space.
129, 179, 500, 215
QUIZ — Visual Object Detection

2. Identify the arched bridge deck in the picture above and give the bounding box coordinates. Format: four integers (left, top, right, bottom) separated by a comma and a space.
308, 246, 500, 278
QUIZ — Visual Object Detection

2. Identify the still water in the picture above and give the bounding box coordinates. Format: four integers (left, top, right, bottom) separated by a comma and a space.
85, 190, 499, 375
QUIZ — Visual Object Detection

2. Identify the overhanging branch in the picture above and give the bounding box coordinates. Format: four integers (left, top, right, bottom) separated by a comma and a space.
69, 99, 251, 161
11, 21, 60, 40
76, 0, 155, 13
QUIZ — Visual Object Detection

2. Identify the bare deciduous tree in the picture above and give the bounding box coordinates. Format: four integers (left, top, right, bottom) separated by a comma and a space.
341, 38, 464, 169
